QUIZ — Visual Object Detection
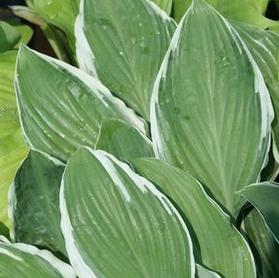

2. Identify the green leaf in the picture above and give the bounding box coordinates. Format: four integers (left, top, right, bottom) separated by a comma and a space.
243, 209, 279, 278
196, 265, 221, 278
0, 241, 75, 277
76, 0, 176, 119
13, 24, 34, 46
10, 150, 66, 257
42, 25, 73, 64
151, 0, 273, 215
232, 23, 279, 163
95, 118, 154, 161
246, 0, 270, 14
11, 6, 47, 27
239, 182, 279, 243
173, 0, 278, 28
151, 0, 173, 14
25, 0, 76, 51
60, 148, 195, 278
0, 51, 28, 230
261, 137, 279, 182
133, 158, 256, 278
15, 45, 146, 162
6, 20, 34, 46
0, 21, 21, 53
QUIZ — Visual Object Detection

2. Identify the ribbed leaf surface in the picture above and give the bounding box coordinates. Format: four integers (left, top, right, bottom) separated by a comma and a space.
244, 210, 279, 278
26, 0, 76, 51
60, 148, 194, 278
151, 0, 273, 215
233, 23, 279, 161
15, 45, 146, 162
76, 0, 176, 119
0, 242, 75, 278
239, 183, 279, 243
133, 158, 256, 278
10, 150, 66, 257
96, 118, 154, 161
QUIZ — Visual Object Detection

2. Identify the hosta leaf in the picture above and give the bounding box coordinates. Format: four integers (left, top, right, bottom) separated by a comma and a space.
11, 6, 47, 27
60, 148, 195, 278
76, 0, 176, 119
239, 183, 279, 243
133, 158, 256, 278
247, 0, 269, 14
0, 21, 20, 53
152, 0, 173, 14
15, 45, 146, 162
0, 241, 75, 277
13, 24, 34, 46
151, 0, 273, 215
261, 138, 279, 181
0, 51, 28, 230
95, 118, 154, 161
233, 23, 279, 160
243, 209, 279, 278
173, 0, 278, 28
196, 265, 221, 278
25, 0, 76, 51
10, 150, 66, 257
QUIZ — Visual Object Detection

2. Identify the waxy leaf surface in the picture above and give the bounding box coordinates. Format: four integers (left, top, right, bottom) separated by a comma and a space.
96, 118, 154, 161
0, 241, 75, 278
76, 0, 176, 119
239, 183, 279, 243
15, 46, 146, 162
10, 150, 66, 257
233, 23, 279, 161
151, 0, 273, 215
133, 158, 256, 278
60, 148, 194, 278
244, 210, 279, 278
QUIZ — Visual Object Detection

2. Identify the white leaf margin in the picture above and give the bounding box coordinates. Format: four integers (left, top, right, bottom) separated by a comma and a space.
60, 147, 195, 278
14, 45, 147, 152
151, 0, 274, 189
0, 239, 76, 277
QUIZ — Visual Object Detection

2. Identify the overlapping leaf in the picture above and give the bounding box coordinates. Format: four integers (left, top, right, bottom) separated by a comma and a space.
10, 150, 66, 257
60, 148, 194, 278
261, 138, 279, 181
75, 0, 176, 119
173, 0, 278, 28
233, 23, 279, 162
12, 24, 34, 46
25, 0, 76, 51
239, 182, 279, 243
0, 241, 75, 277
151, 0, 273, 215
0, 51, 28, 231
152, 0, 173, 14
0, 21, 21, 53
244, 210, 279, 278
133, 158, 256, 278
95, 118, 154, 161
15, 45, 146, 162
196, 265, 221, 278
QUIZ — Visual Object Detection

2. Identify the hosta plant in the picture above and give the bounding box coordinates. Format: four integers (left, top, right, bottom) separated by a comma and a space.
1, 0, 279, 277
0, 20, 33, 235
